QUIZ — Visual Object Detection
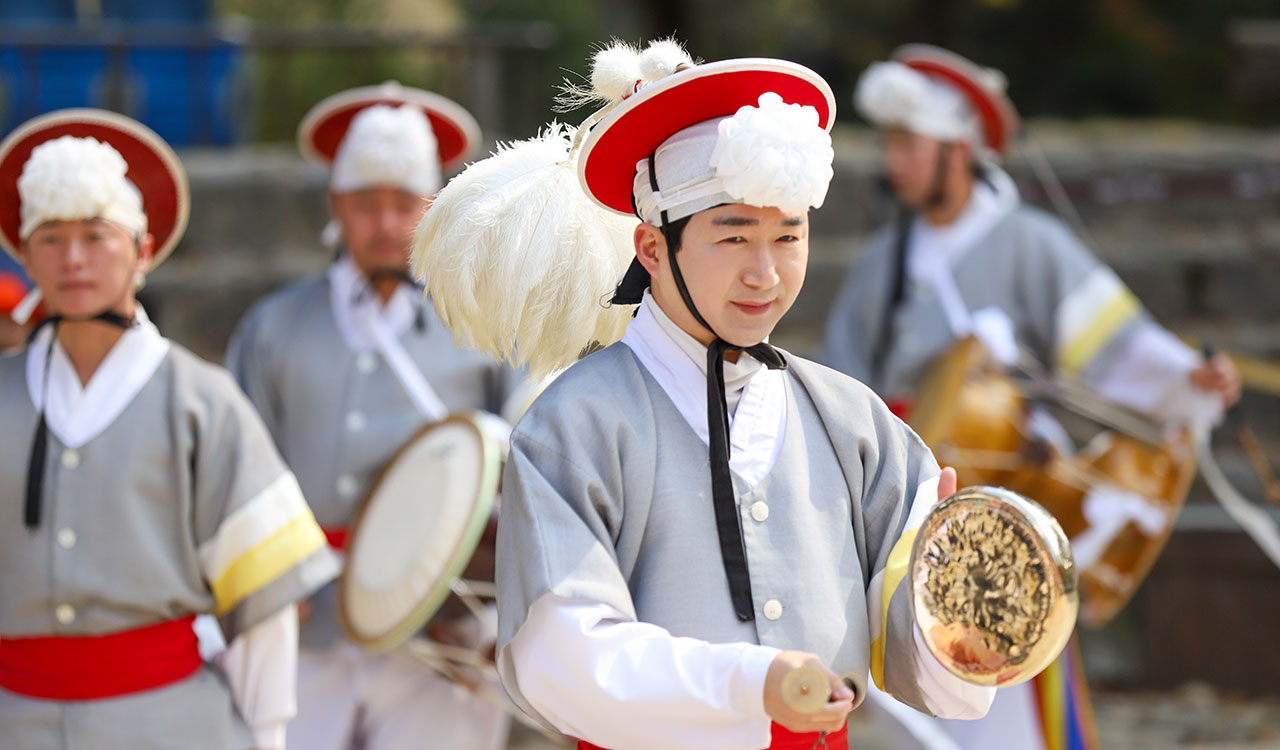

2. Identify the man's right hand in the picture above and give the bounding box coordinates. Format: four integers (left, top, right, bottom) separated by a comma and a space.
763, 651, 854, 734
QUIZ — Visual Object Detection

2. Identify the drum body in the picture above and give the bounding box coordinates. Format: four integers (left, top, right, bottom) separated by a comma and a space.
909, 337, 1197, 628
338, 412, 503, 650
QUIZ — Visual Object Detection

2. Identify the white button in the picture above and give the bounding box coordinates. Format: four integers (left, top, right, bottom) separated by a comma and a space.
55, 604, 76, 624
336, 474, 359, 498
345, 410, 367, 432
763, 599, 783, 621
56, 528, 77, 549
356, 353, 378, 374
750, 502, 770, 523
60, 449, 80, 470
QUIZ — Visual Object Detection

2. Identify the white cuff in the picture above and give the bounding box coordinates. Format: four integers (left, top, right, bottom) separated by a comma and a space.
252, 723, 287, 750
912, 624, 995, 720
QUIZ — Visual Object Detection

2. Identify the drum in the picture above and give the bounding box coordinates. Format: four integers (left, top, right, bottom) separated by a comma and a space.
337, 412, 505, 651
909, 336, 1197, 628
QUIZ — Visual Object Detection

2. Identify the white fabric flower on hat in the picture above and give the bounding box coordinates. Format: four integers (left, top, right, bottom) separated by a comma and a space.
855, 60, 981, 148
709, 92, 834, 214
331, 104, 441, 197
18, 135, 147, 239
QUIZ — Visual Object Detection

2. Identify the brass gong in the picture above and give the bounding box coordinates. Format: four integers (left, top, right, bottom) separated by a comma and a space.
909, 486, 1078, 687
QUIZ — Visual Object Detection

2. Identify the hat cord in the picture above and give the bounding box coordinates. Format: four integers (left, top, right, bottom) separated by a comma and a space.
644, 153, 787, 623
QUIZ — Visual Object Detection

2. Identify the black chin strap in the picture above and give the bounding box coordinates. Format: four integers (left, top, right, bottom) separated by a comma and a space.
926, 142, 953, 210
636, 154, 788, 622
355, 268, 428, 333
24, 310, 136, 529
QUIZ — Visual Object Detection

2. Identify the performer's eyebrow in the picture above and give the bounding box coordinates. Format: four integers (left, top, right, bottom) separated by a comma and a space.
710, 215, 808, 227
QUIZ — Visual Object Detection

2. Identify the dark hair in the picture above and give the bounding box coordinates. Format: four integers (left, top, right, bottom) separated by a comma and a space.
659, 214, 692, 254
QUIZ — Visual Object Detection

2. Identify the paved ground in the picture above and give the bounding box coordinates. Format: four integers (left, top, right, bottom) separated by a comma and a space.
507, 685, 1280, 749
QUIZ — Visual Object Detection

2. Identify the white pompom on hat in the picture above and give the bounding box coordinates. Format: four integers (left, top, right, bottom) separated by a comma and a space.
17, 135, 147, 240
298, 81, 481, 183
855, 44, 1019, 159
630, 92, 835, 226
330, 104, 442, 197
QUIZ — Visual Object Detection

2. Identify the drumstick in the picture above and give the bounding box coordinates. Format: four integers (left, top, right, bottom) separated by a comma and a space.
780, 665, 858, 714
781, 665, 831, 714
1239, 426, 1280, 504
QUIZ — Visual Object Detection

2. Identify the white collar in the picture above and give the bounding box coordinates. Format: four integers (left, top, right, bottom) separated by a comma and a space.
621, 291, 787, 486
26, 306, 171, 449
908, 167, 1019, 282
327, 254, 418, 353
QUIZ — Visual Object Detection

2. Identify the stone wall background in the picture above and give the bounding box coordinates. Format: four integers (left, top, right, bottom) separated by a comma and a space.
142, 120, 1280, 694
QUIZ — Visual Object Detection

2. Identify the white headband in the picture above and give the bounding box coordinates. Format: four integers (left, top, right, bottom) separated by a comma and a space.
855, 60, 984, 150
632, 92, 834, 225
331, 104, 441, 197
17, 135, 148, 240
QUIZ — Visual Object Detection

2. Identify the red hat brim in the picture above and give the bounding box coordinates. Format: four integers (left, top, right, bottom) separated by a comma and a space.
893, 44, 1019, 155
0, 109, 189, 267
298, 83, 481, 173
578, 58, 836, 216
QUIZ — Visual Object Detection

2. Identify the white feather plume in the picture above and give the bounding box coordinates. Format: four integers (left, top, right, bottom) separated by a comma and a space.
591, 41, 643, 103
555, 40, 642, 112
411, 123, 637, 378
639, 38, 693, 83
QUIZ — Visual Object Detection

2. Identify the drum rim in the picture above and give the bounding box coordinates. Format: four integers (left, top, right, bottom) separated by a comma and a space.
336, 411, 501, 651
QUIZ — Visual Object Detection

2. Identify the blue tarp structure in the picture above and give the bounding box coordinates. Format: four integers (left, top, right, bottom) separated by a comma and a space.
0, 0, 242, 145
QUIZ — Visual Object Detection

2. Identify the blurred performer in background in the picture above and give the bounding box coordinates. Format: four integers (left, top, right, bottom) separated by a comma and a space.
412, 39, 1002, 750
821, 45, 1240, 750
226, 83, 529, 750
0, 110, 337, 749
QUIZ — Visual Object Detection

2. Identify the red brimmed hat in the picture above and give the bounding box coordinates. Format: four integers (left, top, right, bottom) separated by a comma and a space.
0, 109, 190, 266
298, 82, 481, 172
893, 44, 1019, 155
578, 58, 836, 216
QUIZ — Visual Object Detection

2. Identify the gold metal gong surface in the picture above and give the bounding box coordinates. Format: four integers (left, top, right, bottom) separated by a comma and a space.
910, 486, 1078, 687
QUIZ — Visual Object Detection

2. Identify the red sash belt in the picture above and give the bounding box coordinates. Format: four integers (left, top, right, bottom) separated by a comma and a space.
0, 615, 201, 700
322, 526, 349, 551
578, 721, 848, 750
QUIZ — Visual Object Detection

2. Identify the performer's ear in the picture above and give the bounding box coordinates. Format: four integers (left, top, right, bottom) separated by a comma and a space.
634, 222, 666, 275
134, 232, 157, 276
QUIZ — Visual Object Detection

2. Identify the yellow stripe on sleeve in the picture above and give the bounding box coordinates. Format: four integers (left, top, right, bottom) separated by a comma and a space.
870, 527, 918, 692
1059, 289, 1140, 374
210, 511, 326, 615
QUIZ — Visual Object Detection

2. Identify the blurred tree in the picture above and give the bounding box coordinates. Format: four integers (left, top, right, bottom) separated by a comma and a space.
463, 0, 1279, 124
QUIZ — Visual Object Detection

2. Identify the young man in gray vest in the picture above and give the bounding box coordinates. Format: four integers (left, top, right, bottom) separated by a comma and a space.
226, 85, 528, 750
0, 110, 336, 749
821, 45, 1241, 750
412, 40, 1004, 750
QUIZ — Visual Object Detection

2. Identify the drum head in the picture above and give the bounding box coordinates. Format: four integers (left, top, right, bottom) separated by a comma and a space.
338, 413, 501, 650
